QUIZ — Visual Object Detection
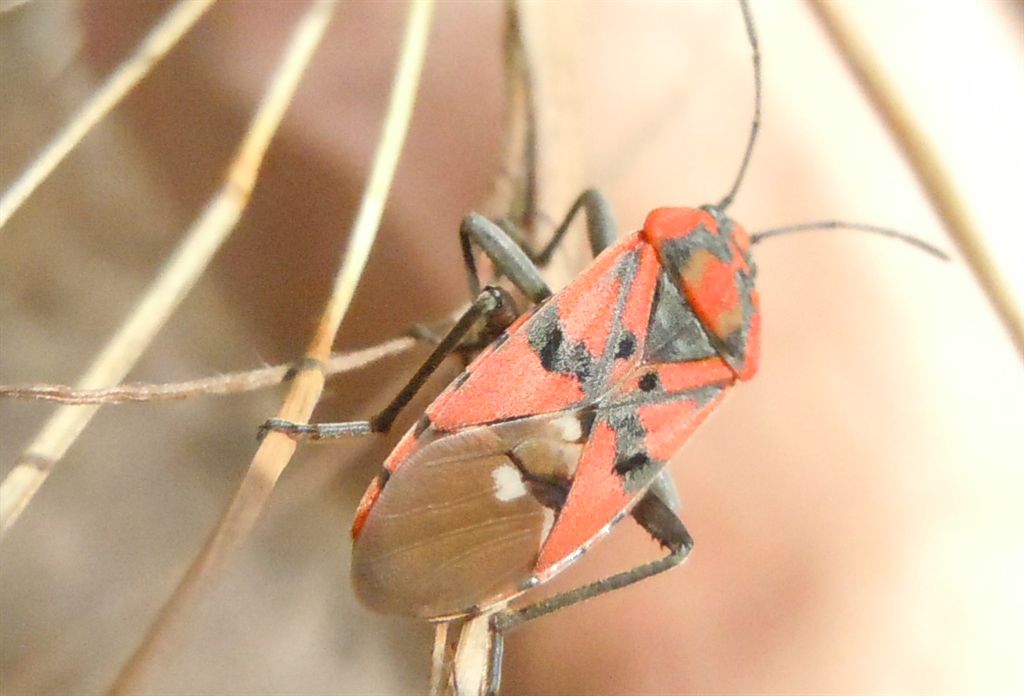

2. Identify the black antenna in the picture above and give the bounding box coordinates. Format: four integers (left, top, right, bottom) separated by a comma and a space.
751, 221, 948, 260
721, 1, 946, 262
717, 0, 761, 212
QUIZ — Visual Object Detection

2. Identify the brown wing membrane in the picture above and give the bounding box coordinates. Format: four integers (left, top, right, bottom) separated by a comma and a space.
351, 412, 585, 619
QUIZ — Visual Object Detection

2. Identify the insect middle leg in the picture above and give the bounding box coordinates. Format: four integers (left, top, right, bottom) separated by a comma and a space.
485, 489, 693, 689
261, 285, 519, 441
531, 188, 618, 264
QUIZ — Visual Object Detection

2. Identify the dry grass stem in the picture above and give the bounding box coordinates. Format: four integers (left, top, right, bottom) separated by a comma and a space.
316, 0, 434, 352
0, 0, 33, 13
808, 0, 1024, 356
429, 623, 452, 696
0, 336, 417, 405
452, 613, 498, 696
0, 0, 217, 230
107, 1, 433, 692
0, 0, 334, 538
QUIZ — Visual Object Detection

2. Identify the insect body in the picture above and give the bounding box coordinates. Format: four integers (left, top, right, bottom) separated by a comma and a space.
350, 206, 757, 619
262, 0, 944, 689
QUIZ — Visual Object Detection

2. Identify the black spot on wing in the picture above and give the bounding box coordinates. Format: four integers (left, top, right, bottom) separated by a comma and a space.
614, 451, 650, 476
638, 372, 660, 392
528, 310, 595, 384
600, 406, 659, 492
535, 321, 562, 370
614, 332, 637, 360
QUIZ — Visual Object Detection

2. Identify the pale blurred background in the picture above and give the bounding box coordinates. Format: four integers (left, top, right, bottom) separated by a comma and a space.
1, 1, 1022, 695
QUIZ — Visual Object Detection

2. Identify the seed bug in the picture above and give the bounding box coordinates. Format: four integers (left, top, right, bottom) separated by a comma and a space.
264, 0, 945, 691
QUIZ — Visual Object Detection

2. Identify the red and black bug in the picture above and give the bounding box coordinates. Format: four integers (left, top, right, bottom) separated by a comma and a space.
263, 0, 944, 690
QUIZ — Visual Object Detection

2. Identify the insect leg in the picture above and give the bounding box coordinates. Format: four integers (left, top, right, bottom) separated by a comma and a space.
649, 469, 682, 512
459, 188, 618, 306
533, 188, 618, 263
260, 285, 519, 441
491, 489, 693, 633
460, 213, 552, 303
497, 188, 620, 269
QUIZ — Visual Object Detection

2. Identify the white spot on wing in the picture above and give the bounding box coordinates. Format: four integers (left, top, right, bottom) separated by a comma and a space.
551, 414, 582, 442
491, 463, 527, 502
540, 508, 556, 541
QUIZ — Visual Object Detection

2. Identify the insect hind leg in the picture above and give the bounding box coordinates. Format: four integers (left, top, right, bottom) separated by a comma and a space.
490, 488, 693, 634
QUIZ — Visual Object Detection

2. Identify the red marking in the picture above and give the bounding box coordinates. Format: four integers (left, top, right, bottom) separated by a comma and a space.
689, 254, 740, 336
426, 328, 586, 431
640, 207, 711, 244
556, 236, 634, 356
352, 429, 420, 538
655, 358, 734, 393
736, 309, 761, 380
535, 421, 631, 578
383, 430, 419, 472
638, 389, 728, 462
351, 476, 383, 540
426, 233, 657, 431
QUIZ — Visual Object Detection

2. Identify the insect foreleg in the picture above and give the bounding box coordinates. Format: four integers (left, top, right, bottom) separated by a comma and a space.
490, 489, 693, 634
260, 285, 520, 442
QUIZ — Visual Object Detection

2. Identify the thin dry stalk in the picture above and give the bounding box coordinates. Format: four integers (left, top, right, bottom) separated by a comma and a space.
452, 613, 499, 696
0, 337, 417, 405
429, 623, 453, 696
0, 0, 335, 537
0, 0, 33, 13
808, 0, 1024, 356
106, 1, 434, 692
0, 0, 217, 230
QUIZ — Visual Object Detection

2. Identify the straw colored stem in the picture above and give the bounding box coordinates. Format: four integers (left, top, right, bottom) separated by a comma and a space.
106, 1, 434, 692
429, 623, 453, 696
0, 336, 418, 404
808, 0, 1024, 356
0, 0, 217, 230
0, 0, 334, 538
0, 0, 33, 13
453, 613, 499, 695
